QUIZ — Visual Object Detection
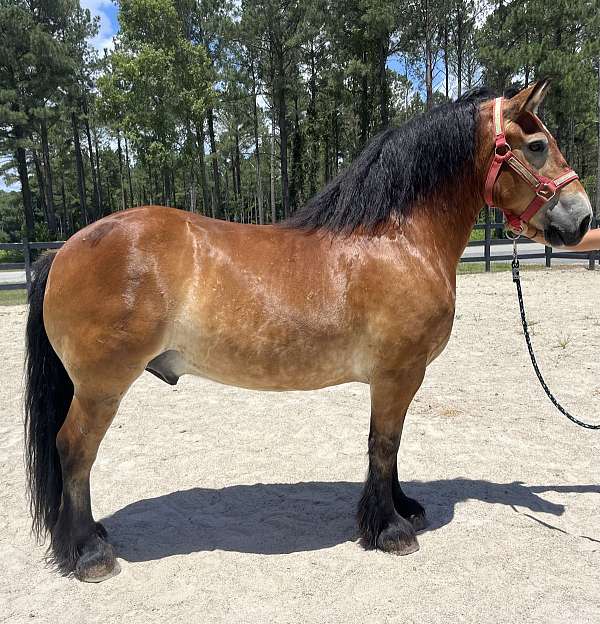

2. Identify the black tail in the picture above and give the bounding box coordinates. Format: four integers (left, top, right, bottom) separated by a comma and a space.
24, 252, 74, 540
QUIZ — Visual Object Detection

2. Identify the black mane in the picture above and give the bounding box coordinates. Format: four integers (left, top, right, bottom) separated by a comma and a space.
283, 88, 498, 233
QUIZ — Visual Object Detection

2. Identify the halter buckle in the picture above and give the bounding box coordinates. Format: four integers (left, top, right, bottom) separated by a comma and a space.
535, 183, 556, 201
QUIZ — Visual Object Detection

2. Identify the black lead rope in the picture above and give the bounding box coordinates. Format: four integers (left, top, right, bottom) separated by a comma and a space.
511, 240, 600, 429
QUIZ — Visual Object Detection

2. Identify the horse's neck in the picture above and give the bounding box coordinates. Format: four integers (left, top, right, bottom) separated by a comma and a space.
405, 176, 485, 271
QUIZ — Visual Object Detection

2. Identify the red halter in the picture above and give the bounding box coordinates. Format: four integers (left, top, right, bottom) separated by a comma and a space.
484, 97, 579, 233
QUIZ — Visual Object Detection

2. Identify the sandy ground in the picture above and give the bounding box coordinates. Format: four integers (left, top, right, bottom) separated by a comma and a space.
1, 267, 599, 624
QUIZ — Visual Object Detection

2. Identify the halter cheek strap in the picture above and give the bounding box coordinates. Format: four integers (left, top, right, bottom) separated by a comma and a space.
484, 97, 579, 233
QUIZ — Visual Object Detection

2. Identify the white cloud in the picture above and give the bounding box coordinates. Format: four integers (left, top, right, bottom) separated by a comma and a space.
81, 0, 118, 53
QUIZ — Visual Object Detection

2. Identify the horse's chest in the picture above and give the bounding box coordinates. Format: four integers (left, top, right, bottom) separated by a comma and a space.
377, 283, 456, 365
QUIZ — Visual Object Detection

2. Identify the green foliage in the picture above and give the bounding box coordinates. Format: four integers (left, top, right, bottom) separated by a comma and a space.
0, 190, 21, 242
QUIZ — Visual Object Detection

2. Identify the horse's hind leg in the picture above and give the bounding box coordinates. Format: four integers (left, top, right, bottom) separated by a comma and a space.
52, 392, 123, 581
358, 366, 425, 554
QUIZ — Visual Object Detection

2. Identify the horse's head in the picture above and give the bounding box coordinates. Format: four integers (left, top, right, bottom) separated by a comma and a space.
485, 81, 592, 246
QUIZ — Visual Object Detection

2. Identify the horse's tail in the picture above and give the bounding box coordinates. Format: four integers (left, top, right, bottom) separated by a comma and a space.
24, 252, 74, 540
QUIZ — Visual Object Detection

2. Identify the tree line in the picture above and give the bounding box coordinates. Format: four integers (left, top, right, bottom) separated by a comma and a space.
1, 0, 599, 243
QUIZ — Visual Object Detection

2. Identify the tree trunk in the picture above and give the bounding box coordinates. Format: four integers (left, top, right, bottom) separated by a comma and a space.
82, 100, 100, 220
234, 125, 242, 201
307, 43, 318, 198
270, 115, 276, 224
92, 125, 104, 215
324, 130, 331, 184
379, 32, 390, 128
125, 136, 134, 209
189, 167, 197, 212
15, 131, 35, 239
171, 166, 176, 207
61, 173, 68, 237
332, 90, 340, 176
290, 92, 303, 213
231, 150, 238, 198
443, 24, 449, 98
275, 54, 290, 218
32, 150, 49, 227
359, 50, 369, 149
116, 129, 127, 210
163, 168, 170, 206
424, 0, 433, 109
207, 108, 222, 219
425, 37, 433, 109
40, 118, 57, 235
71, 111, 88, 225
195, 118, 211, 215
251, 61, 264, 224
106, 175, 114, 213
453, 3, 465, 97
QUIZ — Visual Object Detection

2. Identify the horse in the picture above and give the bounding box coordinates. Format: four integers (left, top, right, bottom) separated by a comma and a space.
24, 81, 592, 582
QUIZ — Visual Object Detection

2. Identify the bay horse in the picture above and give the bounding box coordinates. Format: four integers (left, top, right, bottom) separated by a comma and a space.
24, 82, 592, 582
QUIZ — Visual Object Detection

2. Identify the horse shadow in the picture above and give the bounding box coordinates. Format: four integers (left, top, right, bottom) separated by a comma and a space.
101, 479, 600, 562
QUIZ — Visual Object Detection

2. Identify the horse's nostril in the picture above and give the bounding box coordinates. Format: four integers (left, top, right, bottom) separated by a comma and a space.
579, 214, 591, 238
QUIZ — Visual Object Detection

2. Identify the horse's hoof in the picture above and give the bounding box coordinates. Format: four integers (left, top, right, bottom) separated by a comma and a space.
74, 536, 120, 583
376, 518, 420, 555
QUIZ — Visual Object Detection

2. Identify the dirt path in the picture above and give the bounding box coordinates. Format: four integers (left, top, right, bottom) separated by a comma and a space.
1, 267, 599, 623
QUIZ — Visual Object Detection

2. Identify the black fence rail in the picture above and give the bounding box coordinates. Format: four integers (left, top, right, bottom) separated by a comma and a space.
1, 214, 598, 291
0, 240, 64, 291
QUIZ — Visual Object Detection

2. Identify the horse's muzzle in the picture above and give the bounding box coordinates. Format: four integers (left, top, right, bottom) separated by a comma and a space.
544, 193, 592, 247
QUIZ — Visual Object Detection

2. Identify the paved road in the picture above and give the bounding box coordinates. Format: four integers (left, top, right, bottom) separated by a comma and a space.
0, 270, 25, 286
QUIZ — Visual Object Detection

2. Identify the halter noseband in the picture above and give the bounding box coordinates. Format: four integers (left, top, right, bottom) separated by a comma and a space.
484, 97, 579, 233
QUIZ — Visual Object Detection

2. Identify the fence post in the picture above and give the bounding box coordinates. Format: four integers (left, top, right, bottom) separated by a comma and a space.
589, 217, 598, 271
23, 236, 32, 294
545, 244, 551, 268
484, 206, 491, 272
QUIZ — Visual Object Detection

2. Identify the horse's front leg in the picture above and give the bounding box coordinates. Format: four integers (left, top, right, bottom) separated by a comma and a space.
358, 365, 425, 554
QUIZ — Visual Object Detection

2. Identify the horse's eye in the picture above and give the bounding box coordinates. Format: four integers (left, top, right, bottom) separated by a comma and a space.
528, 140, 547, 153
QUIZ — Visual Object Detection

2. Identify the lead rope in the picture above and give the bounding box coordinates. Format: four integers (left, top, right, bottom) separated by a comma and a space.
511, 239, 600, 429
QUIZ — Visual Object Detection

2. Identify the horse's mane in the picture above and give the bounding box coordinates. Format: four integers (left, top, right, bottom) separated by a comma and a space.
283, 87, 499, 233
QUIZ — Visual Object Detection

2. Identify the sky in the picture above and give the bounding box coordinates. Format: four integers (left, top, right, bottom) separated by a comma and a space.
81, 0, 119, 53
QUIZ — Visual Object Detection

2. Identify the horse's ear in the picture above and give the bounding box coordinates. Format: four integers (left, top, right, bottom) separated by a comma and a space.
506, 80, 551, 117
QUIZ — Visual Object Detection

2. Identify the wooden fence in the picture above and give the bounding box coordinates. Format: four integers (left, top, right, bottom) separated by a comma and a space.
1, 211, 598, 291
0, 240, 64, 291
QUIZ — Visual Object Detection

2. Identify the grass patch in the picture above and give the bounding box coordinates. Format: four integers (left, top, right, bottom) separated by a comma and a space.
0, 289, 27, 305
